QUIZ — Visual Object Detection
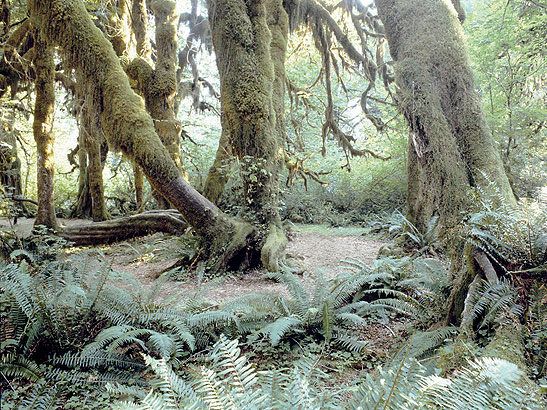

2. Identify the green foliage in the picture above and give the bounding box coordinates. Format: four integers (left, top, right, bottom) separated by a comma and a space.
470, 279, 523, 337
113, 336, 544, 410
466, 0, 547, 198
214, 257, 450, 354
527, 283, 547, 381
462, 191, 547, 272
0, 257, 112, 360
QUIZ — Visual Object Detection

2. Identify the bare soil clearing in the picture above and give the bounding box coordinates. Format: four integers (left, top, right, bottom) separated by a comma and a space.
1, 218, 387, 304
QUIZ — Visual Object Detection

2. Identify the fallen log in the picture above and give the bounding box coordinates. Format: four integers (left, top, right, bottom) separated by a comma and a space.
60, 209, 187, 246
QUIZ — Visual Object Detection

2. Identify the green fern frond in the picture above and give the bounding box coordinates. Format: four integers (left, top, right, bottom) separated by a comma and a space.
51, 351, 145, 370
16, 379, 62, 410
260, 316, 302, 346
1, 354, 42, 382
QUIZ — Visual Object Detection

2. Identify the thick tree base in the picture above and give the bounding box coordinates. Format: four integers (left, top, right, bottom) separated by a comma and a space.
60, 210, 187, 246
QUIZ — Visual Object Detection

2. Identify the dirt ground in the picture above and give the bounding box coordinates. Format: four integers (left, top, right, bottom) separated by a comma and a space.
0, 218, 386, 305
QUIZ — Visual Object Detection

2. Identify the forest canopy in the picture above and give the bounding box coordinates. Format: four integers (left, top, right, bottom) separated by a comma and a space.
0, 0, 546, 408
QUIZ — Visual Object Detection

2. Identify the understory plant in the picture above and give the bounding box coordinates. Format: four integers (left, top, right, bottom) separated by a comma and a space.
112, 335, 545, 410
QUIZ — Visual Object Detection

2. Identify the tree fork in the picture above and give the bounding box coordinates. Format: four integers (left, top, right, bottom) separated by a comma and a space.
27, 0, 259, 272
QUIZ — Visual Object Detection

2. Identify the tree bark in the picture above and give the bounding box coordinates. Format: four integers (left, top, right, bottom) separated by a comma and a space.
0, 118, 29, 217
32, 30, 57, 229
127, 0, 186, 209
71, 131, 92, 219
375, 0, 518, 324
134, 161, 145, 210
28, 0, 259, 272
207, 0, 289, 270
376, 0, 516, 233
81, 101, 109, 222
202, 128, 232, 204
61, 209, 187, 245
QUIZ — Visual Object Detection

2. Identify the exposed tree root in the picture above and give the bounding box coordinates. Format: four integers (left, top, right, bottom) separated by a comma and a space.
260, 223, 287, 272
60, 210, 187, 246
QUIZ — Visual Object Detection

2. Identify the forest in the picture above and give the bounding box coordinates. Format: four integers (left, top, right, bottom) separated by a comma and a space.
0, 0, 546, 408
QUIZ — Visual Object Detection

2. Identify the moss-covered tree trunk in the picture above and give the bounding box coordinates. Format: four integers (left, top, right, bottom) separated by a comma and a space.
32, 30, 57, 229
376, 0, 516, 233
72, 131, 92, 219
128, 0, 186, 209
375, 0, 517, 324
134, 161, 145, 210
202, 128, 232, 204
81, 102, 109, 222
0, 120, 29, 216
28, 0, 260, 272
207, 0, 289, 270
72, 75, 109, 221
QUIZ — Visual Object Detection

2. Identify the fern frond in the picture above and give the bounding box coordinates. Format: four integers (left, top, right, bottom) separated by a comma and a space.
260, 316, 302, 346
51, 351, 145, 370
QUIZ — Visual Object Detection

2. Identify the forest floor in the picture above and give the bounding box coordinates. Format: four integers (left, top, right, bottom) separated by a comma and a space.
1, 217, 386, 304
1, 217, 408, 386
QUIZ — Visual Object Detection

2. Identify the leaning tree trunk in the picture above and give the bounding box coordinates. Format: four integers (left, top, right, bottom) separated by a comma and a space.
32, 30, 57, 229
207, 0, 289, 271
376, 0, 515, 233
375, 0, 517, 324
28, 0, 260, 273
127, 0, 186, 209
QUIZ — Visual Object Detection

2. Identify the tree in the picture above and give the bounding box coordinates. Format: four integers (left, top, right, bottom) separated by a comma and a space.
206, 0, 289, 271
375, 0, 516, 233
27, 0, 276, 272
32, 30, 57, 229
374, 0, 518, 324
127, 0, 187, 209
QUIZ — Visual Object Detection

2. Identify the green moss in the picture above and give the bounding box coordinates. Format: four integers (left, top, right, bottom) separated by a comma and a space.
437, 335, 479, 375
376, 0, 516, 232
261, 222, 287, 271
32, 31, 57, 229
483, 325, 527, 371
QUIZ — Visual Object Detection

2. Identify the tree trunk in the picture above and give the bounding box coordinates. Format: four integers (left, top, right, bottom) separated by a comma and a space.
61, 209, 187, 245
0, 118, 29, 217
202, 128, 232, 204
71, 132, 92, 219
128, 0, 186, 209
32, 30, 57, 229
71, 100, 109, 221
81, 101, 109, 222
207, 0, 289, 271
28, 0, 260, 272
134, 161, 144, 210
375, 0, 517, 324
376, 0, 516, 233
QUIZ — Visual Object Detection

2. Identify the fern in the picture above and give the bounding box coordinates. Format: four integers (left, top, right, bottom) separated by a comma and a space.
471, 279, 523, 330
